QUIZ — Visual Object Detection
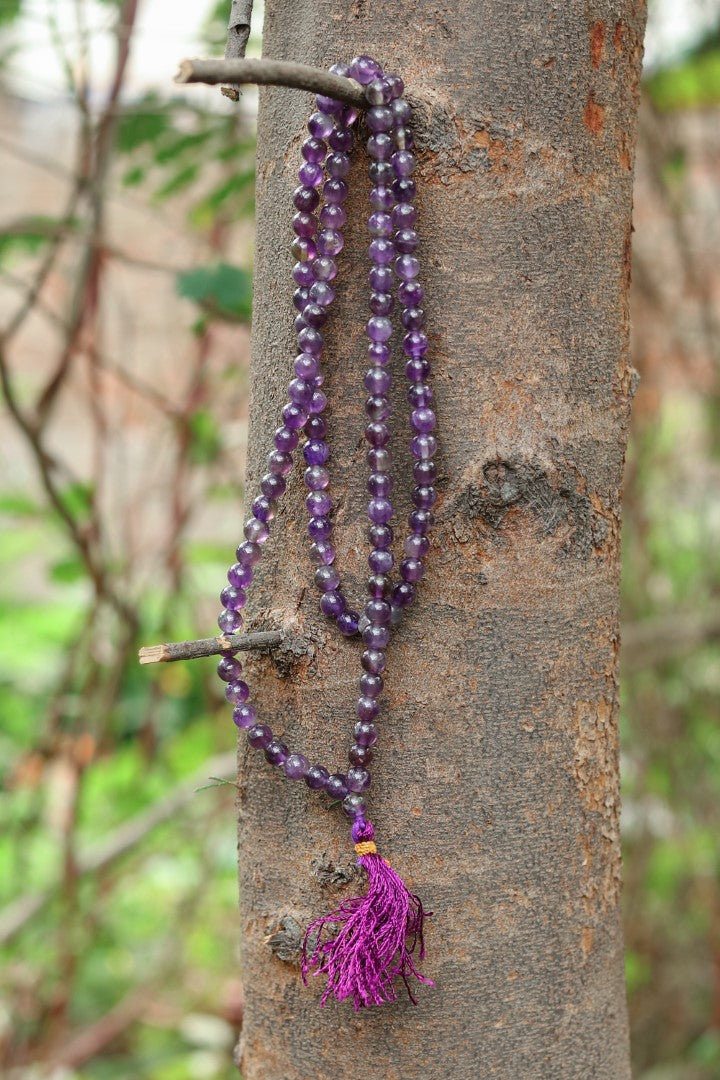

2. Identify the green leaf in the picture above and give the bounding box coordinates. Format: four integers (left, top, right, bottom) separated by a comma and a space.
57, 481, 94, 523
188, 409, 222, 465
0, 493, 43, 517
188, 168, 255, 228
645, 48, 720, 110
0, 216, 74, 265
154, 130, 214, 165
0, 0, 22, 26
122, 164, 146, 188
153, 163, 200, 201
116, 107, 170, 153
176, 262, 252, 323
49, 555, 85, 584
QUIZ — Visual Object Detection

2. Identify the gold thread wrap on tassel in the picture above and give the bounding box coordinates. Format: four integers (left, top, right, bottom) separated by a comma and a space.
354, 840, 377, 856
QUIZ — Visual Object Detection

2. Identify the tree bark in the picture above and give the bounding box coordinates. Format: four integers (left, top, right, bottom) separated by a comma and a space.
236, 2, 646, 1077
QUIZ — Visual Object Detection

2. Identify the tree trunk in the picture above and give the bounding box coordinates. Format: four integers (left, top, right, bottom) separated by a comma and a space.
236, 2, 646, 1077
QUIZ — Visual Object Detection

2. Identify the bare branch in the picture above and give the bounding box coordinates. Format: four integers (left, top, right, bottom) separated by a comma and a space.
176, 57, 365, 108
221, 0, 254, 101
0, 751, 237, 945
138, 630, 284, 665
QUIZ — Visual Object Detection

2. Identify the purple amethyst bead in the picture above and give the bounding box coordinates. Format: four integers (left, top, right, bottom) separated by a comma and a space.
307, 282, 335, 309
301, 136, 326, 162
261, 474, 286, 500
409, 508, 434, 534
265, 738, 289, 766
217, 656, 242, 682
293, 212, 317, 238
325, 773, 350, 800
368, 265, 394, 292
320, 590, 346, 618
367, 105, 393, 132
303, 439, 329, 465
274, 425, 299, 453
308, 111, 334, 139
305, 415, 327, 439
267, 449, 293, 475
392, 149, 416, 177
398, 280, 424, 307
367, 447, 391, 472
368, 497, 393, 523
316, 229, 344, 256
323, 178, 348, 204
347, 767, 371, 793
354, 721, 378, 748
247, 724, 272, 749
350, 55, 382, 85
365, 600, 391, 626
312, 256, 338, 282
395, 254, 420, 281
228, 562, 253, 589
343, 793, 367, 818
218, 609, 242, 633
360, 671, 384, 698
308, 516, 332, 541
368, 549, 393, 575
337, 610, 360, 636
365, 422, 390, 448
349, 744, 374, 766
304, 465, 330, 490
411, 433, 437, 460
252, 495, 275, 523
365, 366, 391, 394
367, 573, 392, 599
314, 565, 340, 592
236, 541, 261, 567
220, 585, 246, 611
356, 695, 380, 721
298, 161, 324, 188
305, 764, 330, 790
233, 704, 257, 729
361, 649, 386, 675
401, 556, 425, 583
368, 523, 393, 549
282, 402, 308, 429
225, 680, 250, 704
310, 539, 335, 565
328, 127, 353, 152
306, 490, 331, 518
413, 484, 438, 509
284, 753, 309, 780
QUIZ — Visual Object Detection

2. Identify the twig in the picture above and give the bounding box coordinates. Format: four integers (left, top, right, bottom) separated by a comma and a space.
221, 0, 254, 102
0, 751, 237, 945
138, 630, 284, 665
176, 57, 366, 108
51, 987, 151, 1068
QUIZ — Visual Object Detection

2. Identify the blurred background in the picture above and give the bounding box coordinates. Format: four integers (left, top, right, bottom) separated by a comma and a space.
0, 1, 718, 1077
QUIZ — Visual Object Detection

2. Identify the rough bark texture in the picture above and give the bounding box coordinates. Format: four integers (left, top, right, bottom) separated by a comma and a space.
236, 2, 646, 1077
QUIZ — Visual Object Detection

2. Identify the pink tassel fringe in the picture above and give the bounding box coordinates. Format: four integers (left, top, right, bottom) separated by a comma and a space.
301, 820, 433, 1009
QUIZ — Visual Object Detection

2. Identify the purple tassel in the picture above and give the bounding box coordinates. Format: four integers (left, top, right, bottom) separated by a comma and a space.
301, 819, 433, 1008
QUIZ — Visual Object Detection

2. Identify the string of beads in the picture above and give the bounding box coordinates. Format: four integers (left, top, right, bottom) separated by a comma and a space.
215, 54, 436, 824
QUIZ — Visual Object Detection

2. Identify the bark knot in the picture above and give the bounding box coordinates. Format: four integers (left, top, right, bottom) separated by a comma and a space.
443, 458, 610, 559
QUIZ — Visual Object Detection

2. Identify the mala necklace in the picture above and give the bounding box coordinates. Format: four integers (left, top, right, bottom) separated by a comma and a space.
216, 55, 436, 1009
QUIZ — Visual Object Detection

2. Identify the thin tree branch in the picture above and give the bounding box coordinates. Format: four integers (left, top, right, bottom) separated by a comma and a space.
176, 57, 366, 108
221, 0, 254, 102
138, 630, 284, 665
0, 751, 237, 945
